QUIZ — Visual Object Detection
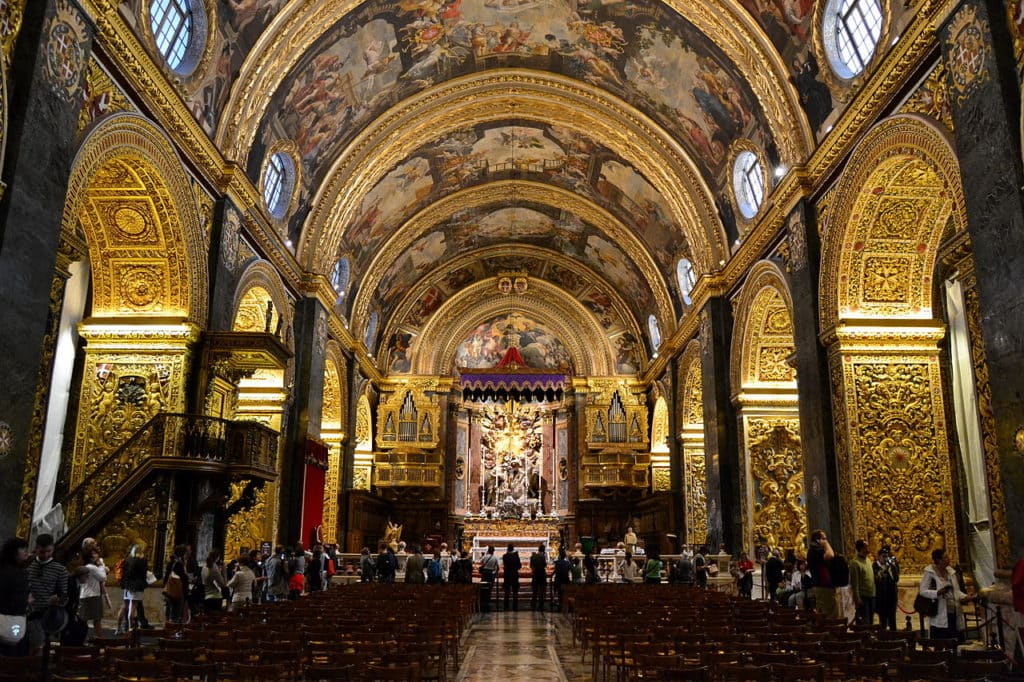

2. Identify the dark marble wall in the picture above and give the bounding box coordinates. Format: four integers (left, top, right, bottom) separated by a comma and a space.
278, 298, 327, 545
700, 298, 741, 552
0, 0, 93, 538
941, 0, 1024, 563
786, 202, 842, 543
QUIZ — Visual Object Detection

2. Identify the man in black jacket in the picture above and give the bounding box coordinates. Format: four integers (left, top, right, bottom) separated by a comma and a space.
529, 543, 547, 611
502, 544, 522, 610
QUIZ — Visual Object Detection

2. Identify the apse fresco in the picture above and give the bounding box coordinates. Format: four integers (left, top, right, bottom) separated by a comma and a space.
119, 0, 287, 134
373, 204, 655, 325
248, 0, 776, 239
454, 314, 573, 372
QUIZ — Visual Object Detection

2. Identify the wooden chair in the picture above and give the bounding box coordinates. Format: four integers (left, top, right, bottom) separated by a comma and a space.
304, 663, 352, 681
768, 662, 825, 682
839, 662, 889, 682
659, 664, 710, 682
952, 658, 1010, 679
365, 663, 421, 681
895, 661, 948, 682
234, 662, 282, 681
715, 663, 771, 682
169, 661, 219, 681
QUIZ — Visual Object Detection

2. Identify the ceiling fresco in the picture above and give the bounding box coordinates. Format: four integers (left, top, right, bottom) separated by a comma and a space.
453, 313, 573, 372
336, 121, 686, 291
369, 202, 655, 328
245, 0, 777, 226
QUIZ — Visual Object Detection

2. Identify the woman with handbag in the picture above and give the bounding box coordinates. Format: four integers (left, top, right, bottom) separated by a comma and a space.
162, 545, 187, 623
0, 538, 30, 656
918, 548, 975, 640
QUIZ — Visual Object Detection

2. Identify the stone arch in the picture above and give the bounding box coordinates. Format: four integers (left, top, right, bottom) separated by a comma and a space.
677, 339, 706, 547
651, 397, 670, 454
819, 115, 966, 335
352, 392, 374, 491
232, 259, 293, 341
63, 113, 207, 323
817, 114, 966, 567
730, 261, 797, 393
414, 278, 616, 377
729, 260, 805, 552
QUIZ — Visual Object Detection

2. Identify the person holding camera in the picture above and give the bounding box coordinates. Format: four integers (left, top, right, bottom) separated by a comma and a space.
873, 546, 900, 630
919, 548, 975, 640
807, 529, 837, 617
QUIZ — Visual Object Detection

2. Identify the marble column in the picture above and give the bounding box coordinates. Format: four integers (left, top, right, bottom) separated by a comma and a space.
700, 298, 741, 552
0, 0, 94, 537
940, 0, 1024, 566
785, 201, 841, 543
278, 297, 328, 546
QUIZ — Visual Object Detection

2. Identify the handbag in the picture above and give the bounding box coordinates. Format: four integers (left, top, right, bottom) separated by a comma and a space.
0, 613, 26, 645
163, 574, 183, 600
914, 593, 938, 617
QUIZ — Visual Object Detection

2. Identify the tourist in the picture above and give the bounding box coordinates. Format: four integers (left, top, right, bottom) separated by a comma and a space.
162, 545, 187, 624
552, 548, 571, 610
427, 551, 444, 584
764, 549, 785, 602
439, 542, 452, 582
529, 543, 547, 610
202, 551, 226, 613
873, 546, 900, 630
502, 543, 521, 610
116, 543, 148, 634
583, 549, 599, 584
619, 551, 637, 584
454, 550, 474, 585
359, 547, 375, 583
0, 537, 30, 656
376, 541, 397, 583
919, 548, 974, 640
807, 529, 837, 617
694, 549, 708, 589
849, 539, 876, 625
479, 546, 499, 612
266, 546, 289, 600
785, 559, 812, 609
643, 549, 663, 584
396, 540, 409, 575
288, 564, 305, 599
570, 555, 583, 584
674, 552, 693, 586
305, 544, 329, 592
735, 552, 754, 598
77, 546, 107, 639
227, 556, 256, 610
405, 546, 426, 584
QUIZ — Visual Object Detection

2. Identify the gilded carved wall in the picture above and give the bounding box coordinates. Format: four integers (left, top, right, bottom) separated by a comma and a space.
744, 419, 806, 551
678, 340, 707, 547
321, 347, 346, 544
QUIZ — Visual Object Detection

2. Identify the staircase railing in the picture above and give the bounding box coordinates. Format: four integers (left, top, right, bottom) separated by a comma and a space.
60, 413, 278, 547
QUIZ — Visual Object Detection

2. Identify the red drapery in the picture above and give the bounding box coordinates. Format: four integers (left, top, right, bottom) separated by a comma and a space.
301, 437, 328, 547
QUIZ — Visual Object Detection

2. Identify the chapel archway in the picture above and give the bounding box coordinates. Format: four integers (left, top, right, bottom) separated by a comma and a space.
820, 114, 968, 569
321, 342, 347, 544
677, 340, 707, 548
730, 261, 806, 554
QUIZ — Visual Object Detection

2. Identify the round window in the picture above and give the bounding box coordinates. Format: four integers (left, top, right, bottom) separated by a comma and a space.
822, 0, 884, 79
262, 152, 295, 219
149, 0, 203, 74
732, 150, 765, 220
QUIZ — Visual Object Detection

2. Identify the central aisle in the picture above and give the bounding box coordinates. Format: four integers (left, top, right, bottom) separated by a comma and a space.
456, 611, 580, 682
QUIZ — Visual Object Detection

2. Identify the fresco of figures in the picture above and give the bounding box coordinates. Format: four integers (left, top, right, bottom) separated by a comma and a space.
248, 0, 775, 244
371, 204, 654, 325
454, 314, 573, 372
338, 122, 686, 306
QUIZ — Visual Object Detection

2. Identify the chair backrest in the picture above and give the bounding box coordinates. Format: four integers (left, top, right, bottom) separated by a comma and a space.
170, 661, 219, 681
234, 662, 282, 682
841, 662, 889, 682
659, 664, 710, 681
769, 662, 826, 682
896, 661, 948, 682
366, 663, 421, 681
716, 663, 772, 682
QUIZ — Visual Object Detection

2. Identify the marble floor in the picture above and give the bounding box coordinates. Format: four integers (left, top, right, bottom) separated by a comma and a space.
455, 611, 588, 682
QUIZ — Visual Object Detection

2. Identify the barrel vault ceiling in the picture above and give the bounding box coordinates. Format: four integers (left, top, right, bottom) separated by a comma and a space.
115, 0, 891, 373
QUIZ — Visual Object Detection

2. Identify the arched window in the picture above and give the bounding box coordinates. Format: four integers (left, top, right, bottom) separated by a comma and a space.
648, 314, 662, 352
676, 258, 696, 305
364, 311, 379, 352
823, 0, 884, 79
150, 0, 194, 72
331, 258, 350, 296
262, 152, 295, 219
732, 150, 765, 220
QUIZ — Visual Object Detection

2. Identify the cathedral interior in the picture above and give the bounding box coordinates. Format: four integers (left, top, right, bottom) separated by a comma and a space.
3, 0, 1024, 621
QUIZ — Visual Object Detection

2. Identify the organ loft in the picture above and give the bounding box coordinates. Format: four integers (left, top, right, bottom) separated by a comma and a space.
3, 0, 1024, 641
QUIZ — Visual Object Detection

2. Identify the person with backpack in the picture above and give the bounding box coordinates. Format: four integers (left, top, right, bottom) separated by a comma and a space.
479, 546, 499, 612
831, 552, 854, 622
501, 544, 522, 610
552, 548, 571, 611
643, 549, 663, 584
427, 551, 444, 584
694, 551, 708, 589
807, 529, 837, 617
359, 547, 376, 583
376, 541, 397, 583
674, 553, 694, 586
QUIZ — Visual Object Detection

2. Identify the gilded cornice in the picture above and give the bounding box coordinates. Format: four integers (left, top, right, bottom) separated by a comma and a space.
350, 180, 676, 336
216, 0, 809, 168
326, 313, 383, 385
300, 71, 724, 276
381, 243, 643, 353
414, 278, 615, 376
824, 319, 947, 352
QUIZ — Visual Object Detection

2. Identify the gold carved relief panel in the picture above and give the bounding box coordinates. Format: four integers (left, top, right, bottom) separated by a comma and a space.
743, 418, 806, 552
831, 351, 957, 569
684, 447, 708, 547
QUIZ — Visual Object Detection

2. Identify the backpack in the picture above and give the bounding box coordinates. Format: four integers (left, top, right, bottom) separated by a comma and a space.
676, 557, 694, 582
427, 559, 443, 583
114, 558, 125, 583
830, 555, 850, 587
